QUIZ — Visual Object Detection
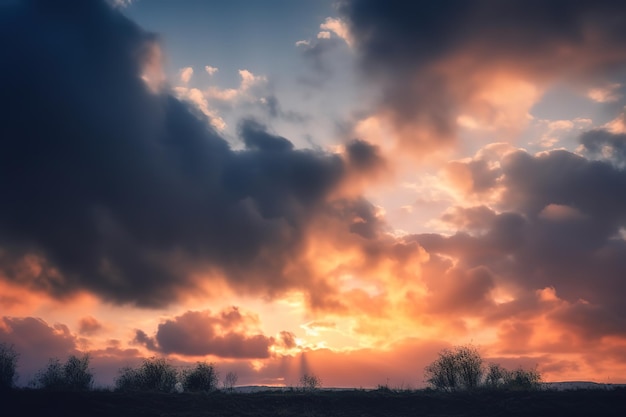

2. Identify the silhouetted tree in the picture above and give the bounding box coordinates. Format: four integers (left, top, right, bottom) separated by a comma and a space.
0, 343, 19, 391
63, 354, 93, 391
299, 373, 322, 391
182, 361, 218, 392
115, 357, 178, 392
32, 354, 93, 391
425, 345, 483, 391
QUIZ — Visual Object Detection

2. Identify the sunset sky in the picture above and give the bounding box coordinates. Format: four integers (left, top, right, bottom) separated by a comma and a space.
2, 0, 626, 388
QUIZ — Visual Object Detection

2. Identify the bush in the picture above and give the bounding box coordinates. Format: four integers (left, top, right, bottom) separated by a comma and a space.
32, 354, 93, 391
425, 346, 542, 392
0, 343, 19, 390
484, 363, 507, 389
425, 345, 483, 391
33, 358, 64, 390
182, 361, 218, 392
503, 367, 542, 391
299, 373, 322, 391
115, 357, 178, 392
63, 354, 93, 391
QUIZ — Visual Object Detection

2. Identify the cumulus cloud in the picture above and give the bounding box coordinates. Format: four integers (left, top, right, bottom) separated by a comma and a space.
206, 69, 267, 102
134, 307, 275, 358
319, 17, 353, 47
179, 66, 193, 84
78, 316, 103, 335
204, 65, 218, 76
410, 134, 626, 342
340, 0, 626, 152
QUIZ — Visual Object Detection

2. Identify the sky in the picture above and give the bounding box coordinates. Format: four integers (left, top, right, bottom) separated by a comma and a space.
1, 0, 626, 388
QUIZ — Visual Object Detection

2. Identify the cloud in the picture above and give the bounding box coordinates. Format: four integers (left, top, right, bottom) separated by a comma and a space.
580, 128, 626, 166
340, 0, 626, 152
173, 86, 227, 130
0, 0, 385, 307
259, 95, 308, 122
587, 83, 622, 103
0, 317, 79, 384
409, 135, 626, 342
206, 69, 267, 102
204, 65, 218, 76
317, 31, 331, 40
134, 307, 275, 359
179, 66, 193, 84
78, 316, 103, 335
319, 17, 353, 47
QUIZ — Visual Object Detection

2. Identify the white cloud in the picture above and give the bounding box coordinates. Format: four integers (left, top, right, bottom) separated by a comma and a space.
587, 83, 622, 103
535, 118, 592, 148
174, 87, 226, 131
179, 67, 193, 84
317, 31, 331, 39
204, 65, 218, 76
206, 69, 267, 102
319, 17, 353, 47
238, 69, 265, 91
604, 108, 626, 134
295, 40, 310, 47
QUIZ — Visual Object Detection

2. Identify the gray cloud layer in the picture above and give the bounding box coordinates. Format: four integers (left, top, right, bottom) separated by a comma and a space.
341, 0, 626, 149
412, 133, 626, 339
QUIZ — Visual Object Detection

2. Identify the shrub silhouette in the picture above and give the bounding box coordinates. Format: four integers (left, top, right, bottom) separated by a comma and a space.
425, 345, 483, 391
425, 345, 542, 392
299, 373, 322, 391
115, 357, 178, 392
503, 367, 542, 391
32, 354, 93, 391
0, 343, 19, 391
484, 363, 508, 389
182, 361, 218, 392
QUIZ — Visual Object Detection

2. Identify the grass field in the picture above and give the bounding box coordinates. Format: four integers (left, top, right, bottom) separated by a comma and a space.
2, 388, 626, 417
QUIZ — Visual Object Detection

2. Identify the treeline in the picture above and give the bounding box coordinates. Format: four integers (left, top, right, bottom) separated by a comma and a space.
0, 343, 234, 393
1, 342, 541, 393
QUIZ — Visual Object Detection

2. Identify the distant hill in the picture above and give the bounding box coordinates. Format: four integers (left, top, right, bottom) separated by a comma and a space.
233, 382, 626, 393
544, 381, 626, 391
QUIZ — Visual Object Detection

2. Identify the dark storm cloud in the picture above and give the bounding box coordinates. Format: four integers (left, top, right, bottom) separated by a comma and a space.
580, 129, 626, 166
409, 139, 626, 337
340, 0, 626, 148
0, 0, 374, 306
238, 119, 294, 152
134, 308, 275, 358
345, 139, 384, 173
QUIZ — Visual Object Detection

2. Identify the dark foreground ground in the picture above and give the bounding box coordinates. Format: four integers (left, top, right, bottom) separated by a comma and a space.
2, 388, 625, 417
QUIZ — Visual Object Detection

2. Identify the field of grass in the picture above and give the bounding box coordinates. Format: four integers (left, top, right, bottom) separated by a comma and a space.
2, 388, 625, 417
